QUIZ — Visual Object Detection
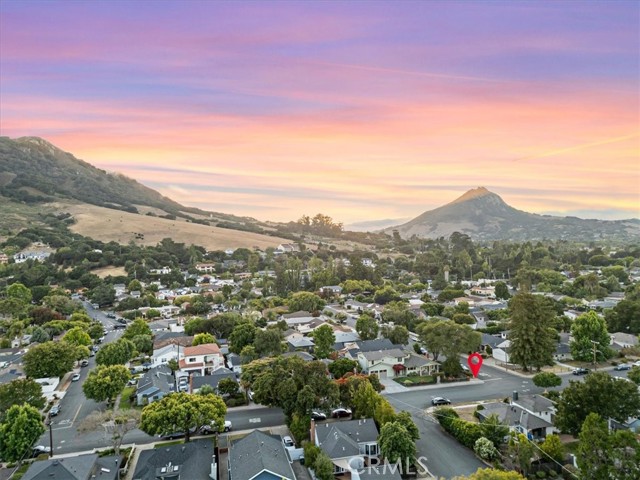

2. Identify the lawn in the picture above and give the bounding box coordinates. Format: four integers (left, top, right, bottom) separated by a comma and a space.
118, 386, 138, 410
393, 375, 437, 386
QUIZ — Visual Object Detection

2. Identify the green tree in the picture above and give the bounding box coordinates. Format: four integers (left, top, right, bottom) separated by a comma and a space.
628, 366, 640, 385
30, 326, 50, 343
570, 311, 612, 363
532, 372, 562, 390
555, 371, 640, 435
507, 433, 536, 476
380, 324, 410, 345
287, 291, 325, 313
311, 324, 335, 359
7, 282, 33, 304
395, 410, 420, 441
313, 450, 335, 480
374, 397, 397, 427
378, 421, 417, 465
122, 318, 152, 340
192, 332, 216, 346
479, 414, 509, 448
452, 469, 525, 480
140, 392, 226, 442
494, 281, 510, 300
217, 377, 239, 397
288, 413, 311, 443
83, 365, 131, 403
87, 322, 105, 340
131, 334, 153, 355
577, 413, 613, 480
63, 326, 92, 347
0, 404, 45, 462
352, 381, 379, 419
327, 358, 360, 379
96, 339, 135, 366
229, 322, 256, 354
90, 284, 116, 307
254, 328, 282, 356
356, 313, 379, 340
508, 293, 557, 371
0, 378, 45, 421
539, 433, 565, 464
417, 320, 480, 361
240, 345, 259, 364
23, 341, 76, 378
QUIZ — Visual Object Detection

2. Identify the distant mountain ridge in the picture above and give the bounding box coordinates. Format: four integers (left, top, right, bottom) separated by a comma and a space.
384, 187, 640, 242
0, 136, 263, 226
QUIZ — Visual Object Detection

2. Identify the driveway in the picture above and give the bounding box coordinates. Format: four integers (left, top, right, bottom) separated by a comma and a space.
379, 375, 409, 394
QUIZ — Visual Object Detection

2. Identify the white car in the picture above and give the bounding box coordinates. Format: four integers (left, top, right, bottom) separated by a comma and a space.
71, 373, 81, 382
634, 360, 640, 367
200, 420, 232, 434
283, 435, 295, 448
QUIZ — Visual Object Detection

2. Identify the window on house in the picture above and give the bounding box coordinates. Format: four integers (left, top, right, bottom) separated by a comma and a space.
365, 443, 379, 456
188, 357, 196, 363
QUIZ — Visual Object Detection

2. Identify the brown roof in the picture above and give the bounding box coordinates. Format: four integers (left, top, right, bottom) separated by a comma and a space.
183, 343, 221, 356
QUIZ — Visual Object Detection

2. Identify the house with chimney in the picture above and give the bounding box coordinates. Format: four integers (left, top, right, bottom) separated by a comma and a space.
312, 418, 380, 475
21, 454, 121, 480
132, 438, 215, 480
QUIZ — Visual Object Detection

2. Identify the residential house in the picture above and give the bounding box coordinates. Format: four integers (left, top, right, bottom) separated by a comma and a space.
153, 332, 194, 350
228, 429, 296, 480
179, 343, 224, 375
226, 352, 245, 376
195, 263, 217, 273
320, 285, 343, 296
282, 351, 314, 362
610, 332, 638, 351
276, 243, 300, 254
191, 367, 237, 394
357, 348, 439, 378
492, 339, 511, 364
288, 337, 315, 353
135, 365, 174, 406
151, 343, 183, 368
313, 418, 379, 474
554, 333, 573, 361
132, 438, 215, 480
477, 393, 557, 440
21, 454, 121, 480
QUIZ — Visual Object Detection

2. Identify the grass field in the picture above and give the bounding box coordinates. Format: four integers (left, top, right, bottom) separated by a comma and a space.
61, 203, 291, 250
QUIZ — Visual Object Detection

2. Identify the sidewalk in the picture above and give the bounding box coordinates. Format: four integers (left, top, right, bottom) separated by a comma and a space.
381, 377, 484, 395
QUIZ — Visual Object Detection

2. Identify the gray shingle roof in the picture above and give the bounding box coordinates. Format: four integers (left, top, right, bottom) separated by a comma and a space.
318, 426, 360, 458
315, 418, 378, 447
360, 349, 406, 362
132, 439, 214, 480
229, 430, 295, 480
22, 454, 120, 480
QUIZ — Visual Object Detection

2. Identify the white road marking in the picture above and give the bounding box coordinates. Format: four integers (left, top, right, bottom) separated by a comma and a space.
249, 418, 261, 423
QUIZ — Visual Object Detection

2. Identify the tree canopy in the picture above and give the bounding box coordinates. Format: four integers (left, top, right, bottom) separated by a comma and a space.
23, 341, 76, 378
140, 392, 226, 442
82, 365, 131, 403
570, 311, 612, 363
0, 404, 45, 462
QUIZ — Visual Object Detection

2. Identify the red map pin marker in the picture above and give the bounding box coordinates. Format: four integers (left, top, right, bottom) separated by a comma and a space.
467, 353, 483, 378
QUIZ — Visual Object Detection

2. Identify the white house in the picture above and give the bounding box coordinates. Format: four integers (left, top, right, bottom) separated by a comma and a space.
179, 343, 224, 375
357, 348, 439, 378
151, 343, 183, 368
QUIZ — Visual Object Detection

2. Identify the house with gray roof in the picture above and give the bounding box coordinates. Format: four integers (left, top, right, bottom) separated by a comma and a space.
287, 336, 315, 352
313, 418, 379, 475
357, 348, 439, 378
477, 393, 556, 440
132, 438, 215, 480
191, 367, 237, 394
135, 365, 174, 406
228, 429, 296, 480
22, 454, 121, 480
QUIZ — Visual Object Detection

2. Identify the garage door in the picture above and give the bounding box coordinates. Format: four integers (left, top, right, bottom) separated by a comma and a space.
371, 370, 387, 378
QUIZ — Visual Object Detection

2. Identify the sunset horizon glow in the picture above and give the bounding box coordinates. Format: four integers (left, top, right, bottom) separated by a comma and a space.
1, 0, 638, 225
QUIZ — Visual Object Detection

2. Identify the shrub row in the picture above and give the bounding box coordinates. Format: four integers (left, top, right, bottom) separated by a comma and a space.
436, 407, 483, 449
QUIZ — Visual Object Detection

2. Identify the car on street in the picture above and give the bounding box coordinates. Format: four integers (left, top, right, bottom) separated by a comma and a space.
159, 426, 198, 440
310, 411, 327, 421
32, 445, 51, 457
283, 436, 295, 448
431, 397, 451, 406
106, 313, 116, 319
80, 359, 89, 367
614, 363, 631, 371
71, 373, 81, 382
572, 367, 590, 375
200, 420, 232, 434
635, 360, 640, 367
117, 318, 127, 324
49, 405, 60, 416
331, 408, 352, 418
113, 323, 126, 329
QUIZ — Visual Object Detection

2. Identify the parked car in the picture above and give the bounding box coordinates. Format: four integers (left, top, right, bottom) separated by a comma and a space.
117, 318, 127, 324
80, 360, 89, 367
282, 436, 295, 448
572, 367, 590, 375
106, 313, 116, 319
71, 373, 81, 382
113, 323, 126, 330
49, 405, 60, 417
127, 378, 138, 386
200, 420, 232, 434
32, 445, 51, 457
614, 363, 631, 371
310, 411, 327, 421
331, 408, 352, 418
431, 397, 451, 406
635, 360, 640, 367
159, 426, 198, 440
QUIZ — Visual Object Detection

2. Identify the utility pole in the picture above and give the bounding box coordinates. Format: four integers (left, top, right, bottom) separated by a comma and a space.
48, 422, 53, 458
590, 340, 601, 369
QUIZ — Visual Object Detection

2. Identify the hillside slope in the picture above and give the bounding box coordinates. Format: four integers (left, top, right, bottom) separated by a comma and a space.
385, 187, 640, 241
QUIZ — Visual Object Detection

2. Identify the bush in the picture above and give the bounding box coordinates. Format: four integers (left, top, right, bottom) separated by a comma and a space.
474, 437, 498, 460
536, 471, 547, 479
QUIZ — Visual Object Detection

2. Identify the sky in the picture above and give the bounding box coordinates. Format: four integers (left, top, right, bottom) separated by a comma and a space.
1, 0, 638, 226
